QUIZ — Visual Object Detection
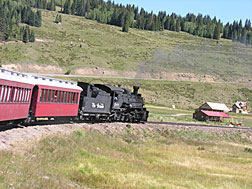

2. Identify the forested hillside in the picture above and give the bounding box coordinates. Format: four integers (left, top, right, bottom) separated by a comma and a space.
27, 0, 252, 45
0, 0, 42, 42
1, 0, 251, 44
1, 0, 252, 81
1, 9, 252, 81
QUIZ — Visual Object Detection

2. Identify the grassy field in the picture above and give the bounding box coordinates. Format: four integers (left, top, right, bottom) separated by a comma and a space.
0, 129, 252, 188
64, 76, 252, 127
63, 76, 252, 110
146, 104, 252, 128
0, 9, 252, 80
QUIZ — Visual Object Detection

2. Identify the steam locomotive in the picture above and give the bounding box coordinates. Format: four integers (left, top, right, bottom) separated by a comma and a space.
0, 68, 148, 125
78, 83, 148, 122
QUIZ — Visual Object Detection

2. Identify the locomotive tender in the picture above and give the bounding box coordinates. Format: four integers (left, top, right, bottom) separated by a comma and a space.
0, 68, 148, 125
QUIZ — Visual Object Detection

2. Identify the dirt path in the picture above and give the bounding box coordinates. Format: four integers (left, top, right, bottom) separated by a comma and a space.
1, 122, 252, 152
170, 113, 191, 117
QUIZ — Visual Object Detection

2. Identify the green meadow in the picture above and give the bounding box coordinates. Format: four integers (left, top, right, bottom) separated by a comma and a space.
0, 129, 251, 188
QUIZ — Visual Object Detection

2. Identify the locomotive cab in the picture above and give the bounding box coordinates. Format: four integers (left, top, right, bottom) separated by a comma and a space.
78, 82, 111, 121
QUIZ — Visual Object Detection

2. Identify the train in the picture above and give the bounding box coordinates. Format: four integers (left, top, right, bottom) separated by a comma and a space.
0, 68, 148, 125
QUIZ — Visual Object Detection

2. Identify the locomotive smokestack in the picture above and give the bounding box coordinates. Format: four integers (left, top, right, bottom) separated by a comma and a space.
133, 86, 139, 94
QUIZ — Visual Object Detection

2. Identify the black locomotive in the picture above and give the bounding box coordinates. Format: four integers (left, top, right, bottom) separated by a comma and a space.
77, 82, 149, 123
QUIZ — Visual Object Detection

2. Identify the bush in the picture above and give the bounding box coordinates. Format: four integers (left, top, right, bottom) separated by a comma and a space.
65, 69, 71, 75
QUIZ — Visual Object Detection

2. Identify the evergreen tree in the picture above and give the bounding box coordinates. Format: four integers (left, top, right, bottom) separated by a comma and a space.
176, 19, 181, 32
63, 0, 71, 14
86, 0, 91, 17
134, 6, 138, 20
232, 30, 238, 41
28, 12, 35, 26
29, 30, 35, 42
23, 27, 29, 43
55, 14, 60, 23
0, 16, 7, 41
61, 0, 63, 12
146, 13, 152, 30
223, 23, 229, 39
246, 32, 251, 45
238, 20, 243, 40
241, 28, 247, 43
245, 19, 251, 31
213, 24, 220, 40
59, 15, 62, 23
122, 13, 129, 32
171, 16, 176, 31
51, 0, 56, 11
36, 11, 42, 27
151, 15, 156, 31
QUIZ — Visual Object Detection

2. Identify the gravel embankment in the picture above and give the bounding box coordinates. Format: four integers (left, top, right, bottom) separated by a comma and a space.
0, 122, 252, 151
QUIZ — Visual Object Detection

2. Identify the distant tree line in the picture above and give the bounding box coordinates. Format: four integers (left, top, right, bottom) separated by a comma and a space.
46, 0, 251, 45
2, 0, 251, 45
0, 0, 42, 42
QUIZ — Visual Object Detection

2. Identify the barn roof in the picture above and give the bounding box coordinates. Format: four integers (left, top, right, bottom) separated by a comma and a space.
201, 110, 231, 118
233, 101, 246, 109
200, 102, 230, 112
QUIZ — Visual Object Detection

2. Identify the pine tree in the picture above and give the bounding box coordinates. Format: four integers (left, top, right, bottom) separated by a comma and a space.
222, 23, 229, 39
71, 0, 77, 15
0, 17, 7, 41
86, 0, 91, 17
23, 27, 29, 43
151, 15, 156, 31
55, 14, 59, 23
176, 19, 181, 32
232, 30, 238, 41
245, 19, 251, 31
213, 24, 220, 40
51, 0, 56, 11
61, 0, 63, 12
28, 12, 35, 26
238, 20, 243, 41
59, 15, 62, 23
122, 12, 130, 32
63, 0, 71, 14
29, 30, 35, 42
171, 16, 176, 31
241, 28, 247, 43
134, 6, 138, 20
246, 33, 251, 45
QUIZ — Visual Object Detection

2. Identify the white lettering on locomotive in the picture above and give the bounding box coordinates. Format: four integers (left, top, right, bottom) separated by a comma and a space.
91, 102, 105, 109
97, 103, 105, 109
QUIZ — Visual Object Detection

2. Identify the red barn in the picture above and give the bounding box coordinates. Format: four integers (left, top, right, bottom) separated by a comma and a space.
193, 102, 231, 122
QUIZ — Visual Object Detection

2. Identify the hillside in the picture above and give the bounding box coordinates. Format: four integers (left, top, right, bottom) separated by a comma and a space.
65, 76, 252, 110
1, 9, 252, 82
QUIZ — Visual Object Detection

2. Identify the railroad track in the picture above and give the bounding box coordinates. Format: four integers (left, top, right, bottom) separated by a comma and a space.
1, 120, 252, 133
1, 121, 252, 151
147, 121, 252, 131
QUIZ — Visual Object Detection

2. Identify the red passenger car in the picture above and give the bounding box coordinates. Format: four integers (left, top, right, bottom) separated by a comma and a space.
0, 68, 34, 123
29, 75, 82, 119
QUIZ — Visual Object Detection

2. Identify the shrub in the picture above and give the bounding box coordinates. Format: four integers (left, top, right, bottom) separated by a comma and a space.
65, 69, 71, 75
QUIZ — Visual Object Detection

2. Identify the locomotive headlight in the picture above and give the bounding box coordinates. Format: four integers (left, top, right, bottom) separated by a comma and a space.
130, 104, 132, 108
